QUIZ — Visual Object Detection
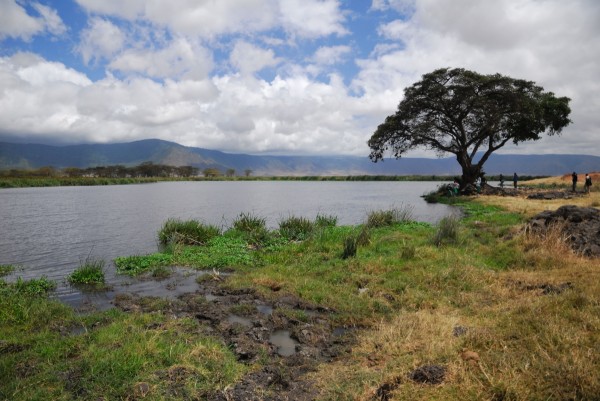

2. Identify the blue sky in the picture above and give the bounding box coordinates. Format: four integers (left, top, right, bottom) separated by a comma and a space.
0, 0, 598, 157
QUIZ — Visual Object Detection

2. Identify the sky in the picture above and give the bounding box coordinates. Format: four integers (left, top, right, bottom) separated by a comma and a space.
0, 0, 598, 158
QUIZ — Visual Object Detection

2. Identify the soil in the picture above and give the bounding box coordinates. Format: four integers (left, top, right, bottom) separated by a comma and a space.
113, 276, 356, 400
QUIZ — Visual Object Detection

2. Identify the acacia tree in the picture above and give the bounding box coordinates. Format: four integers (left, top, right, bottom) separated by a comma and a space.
368, 68, 571, 188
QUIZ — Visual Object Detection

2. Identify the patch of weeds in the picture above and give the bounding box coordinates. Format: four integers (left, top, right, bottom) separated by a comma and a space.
11, 276, 56, 296
342, 235, 358, 259
68, 259, 105, 285
366, 205, 414, 228
432, 215, 460, 247
114, 253, 174, 276
229, 303, 255, 315
177, 236, 254, 269
356, 226, 371, 246
315, 213, 338, 228
401, 243, 416, 259
0, 264, 16, 276
158, 218, 221, 245
232, 212, 266, 232
151, 265, 172, 279
278, 215, 314, 241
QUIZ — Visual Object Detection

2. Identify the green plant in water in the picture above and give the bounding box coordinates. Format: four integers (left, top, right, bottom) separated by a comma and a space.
432, 215, 460, 247
278, 215, 314, 241
68, 259, 105, 285
11, 276, 56, 296
158, 218, 221, 245
114, 253, 174, 276
231, 212, 270, 246
0, 264, 15, 276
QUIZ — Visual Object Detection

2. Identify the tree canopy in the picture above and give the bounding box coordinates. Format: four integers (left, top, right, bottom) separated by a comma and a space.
368, 68, 571, 187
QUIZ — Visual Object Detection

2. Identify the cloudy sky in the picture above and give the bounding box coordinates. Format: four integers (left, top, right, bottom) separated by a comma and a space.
0, 0, 598, 157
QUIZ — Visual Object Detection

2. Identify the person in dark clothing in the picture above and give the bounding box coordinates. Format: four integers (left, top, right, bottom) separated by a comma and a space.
584, 173, 592, 194
513, 173, 518, 189
572, 172, 578, 192
499, 174, 504, 188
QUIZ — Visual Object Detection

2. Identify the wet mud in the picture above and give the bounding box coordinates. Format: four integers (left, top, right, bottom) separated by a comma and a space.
112, 275, 356, 400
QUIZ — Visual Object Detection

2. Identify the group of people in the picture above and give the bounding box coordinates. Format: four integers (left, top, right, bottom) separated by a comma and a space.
498, 173, 519, 189
572, 172, 593, 193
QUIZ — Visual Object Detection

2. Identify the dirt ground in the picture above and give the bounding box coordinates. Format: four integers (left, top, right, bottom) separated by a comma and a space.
113, 276, 356, 400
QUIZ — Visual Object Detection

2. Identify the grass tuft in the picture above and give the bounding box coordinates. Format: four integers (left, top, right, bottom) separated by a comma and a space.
68, 259, 105, 285
278, 215, 314, 241
432, 215, 460, 247
158, 218, 221, 245
366, 205, 414, 228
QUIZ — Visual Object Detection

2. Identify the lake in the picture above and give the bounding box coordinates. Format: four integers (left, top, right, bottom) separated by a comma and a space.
0, 181, 455, 309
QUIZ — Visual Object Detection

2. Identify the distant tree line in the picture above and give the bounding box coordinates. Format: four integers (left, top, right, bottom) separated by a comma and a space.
1, 162, 199, 178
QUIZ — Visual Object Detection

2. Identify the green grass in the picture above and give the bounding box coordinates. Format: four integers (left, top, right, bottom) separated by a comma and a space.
0, 264, 16, 276
68, 259, 106, 285
158, 218, 221, 245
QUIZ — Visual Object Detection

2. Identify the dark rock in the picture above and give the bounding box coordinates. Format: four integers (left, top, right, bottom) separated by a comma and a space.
409, 364, 446, 384
529, 205, 600, 257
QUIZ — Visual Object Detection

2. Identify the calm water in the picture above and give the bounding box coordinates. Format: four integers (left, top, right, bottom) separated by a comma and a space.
0, 181, 454, 308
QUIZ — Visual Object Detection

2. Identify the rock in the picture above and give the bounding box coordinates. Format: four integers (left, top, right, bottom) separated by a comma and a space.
529, 205, 600, 257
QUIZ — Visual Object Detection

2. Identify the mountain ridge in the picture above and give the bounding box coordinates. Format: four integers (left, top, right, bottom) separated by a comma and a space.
1, 139, 599, 176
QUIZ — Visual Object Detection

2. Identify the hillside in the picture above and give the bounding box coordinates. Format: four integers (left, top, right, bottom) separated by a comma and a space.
1, 139, 599, 176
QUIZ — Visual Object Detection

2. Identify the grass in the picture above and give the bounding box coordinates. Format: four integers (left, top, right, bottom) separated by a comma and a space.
68, 259, 105, 285
0, 264, 16, 276
158, 218, 221, 245
1, 192, 599, 400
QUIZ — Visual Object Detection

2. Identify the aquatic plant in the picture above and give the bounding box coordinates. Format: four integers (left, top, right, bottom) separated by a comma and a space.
68, 259, 105, 285
365, 205, 413, 228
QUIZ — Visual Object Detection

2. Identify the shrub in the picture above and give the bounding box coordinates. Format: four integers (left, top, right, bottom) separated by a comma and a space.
366, 205, 413, 228
68, 259, 105, 285
278, 216, 314, 241
158, 218, 221, 245
432, 216, 460, 246
114, 253, 174, 276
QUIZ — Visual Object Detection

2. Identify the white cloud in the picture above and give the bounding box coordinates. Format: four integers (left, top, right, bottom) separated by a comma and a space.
77, 18, 125, 65
279, 0, 348, 38
229, 41, 281, 75
109, 38, 213, 80
0, 0, 66, 40
312, 45, 352, 65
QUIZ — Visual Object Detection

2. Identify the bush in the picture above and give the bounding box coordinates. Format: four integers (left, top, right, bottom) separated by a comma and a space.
0, 264, 15, 276
366, 206, 413, 228
68, 259, 105, 284
278, 216, 314, 241
432, 216, 460, 246
158, 218, 221, 245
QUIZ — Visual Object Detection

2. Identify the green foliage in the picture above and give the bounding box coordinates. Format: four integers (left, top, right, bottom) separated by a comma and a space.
368, 67, 571, 186
158, 218, 221, 245
315, 213, 338, 228
278, 215, 314, 241
0, 264, 15, 276
6, 276, 56, 296
365, 206, 413, 228
175, 236, 255, 269
68, 259, 105, 285
114, 253, 174, 275
341, 235, 358, 259
231, 212, 270, 246
432, 216, 460, 247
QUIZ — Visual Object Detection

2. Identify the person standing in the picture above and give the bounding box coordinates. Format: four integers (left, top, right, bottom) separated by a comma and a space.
572, 171, 578, 192
513, 172, 518, 189
499, 173, 504, 188
584, 173, 592, 194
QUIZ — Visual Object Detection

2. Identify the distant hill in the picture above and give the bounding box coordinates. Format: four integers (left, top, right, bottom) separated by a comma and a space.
1, 139, 599, 176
